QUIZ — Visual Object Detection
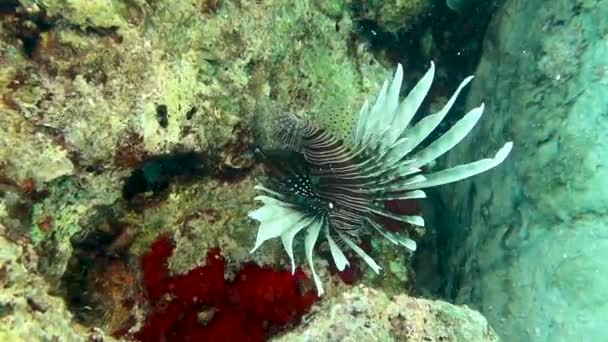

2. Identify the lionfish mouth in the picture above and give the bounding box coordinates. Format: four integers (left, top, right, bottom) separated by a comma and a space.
248, 62, 513, 295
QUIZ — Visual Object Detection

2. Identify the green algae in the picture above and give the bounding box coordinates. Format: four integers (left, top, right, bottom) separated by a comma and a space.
0, 2, 438, 338
0, 233, 102, 341
356, 0, 433, 33
0, 0, 390, 279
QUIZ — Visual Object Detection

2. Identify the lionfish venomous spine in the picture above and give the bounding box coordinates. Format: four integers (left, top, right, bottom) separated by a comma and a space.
249, 62, 513, 295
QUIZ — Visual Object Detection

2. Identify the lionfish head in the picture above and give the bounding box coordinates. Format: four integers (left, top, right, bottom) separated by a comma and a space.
248, 62, 513, 295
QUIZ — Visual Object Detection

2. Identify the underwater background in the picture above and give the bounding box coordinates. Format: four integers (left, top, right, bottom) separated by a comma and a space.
0, 0, 606, 341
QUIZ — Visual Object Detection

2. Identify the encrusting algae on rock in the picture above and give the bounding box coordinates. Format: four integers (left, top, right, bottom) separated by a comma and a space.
273, 285, 500, 342
0, 0, 389, 280
0, 0, 511, 340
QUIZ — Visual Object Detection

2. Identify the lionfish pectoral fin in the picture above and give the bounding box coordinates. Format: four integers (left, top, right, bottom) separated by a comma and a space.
249, 196, 304, 252
366, 218, 417, 252
338, 231, 382, 274
304, 217, 325, 296
325, 227, 349, 272
401, 141, 514, 190
280, 215, 316, 274
368, 206, 425, 227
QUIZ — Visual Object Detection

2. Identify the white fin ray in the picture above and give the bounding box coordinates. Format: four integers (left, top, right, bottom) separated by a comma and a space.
367, 218, 398, 245
304, 217, 324, 296
339, 232, 382, 274
250, 208, 306, 253
361, 80, 389, 145
401, 237, 417, 252
354, 99, 370, 144
247, 205, 278, 223
372, 167, 422, 187
368, 206, 425, 227
252, 194, 294, 208
369, 174, 427, 193
377, 138, 412, 168
248, 198, 293, 222
373, 189, 427, 201
384, 63, 404, 119
402, 142, 514, 190
385, 62, 436, 145
368, 64, 404, 147
325, 227, 349, 271
391, 75, 474, 158
367, 218, 417, 251
280, 215, 317, 274
254, 184, 289, 200
410, 103, 484, 169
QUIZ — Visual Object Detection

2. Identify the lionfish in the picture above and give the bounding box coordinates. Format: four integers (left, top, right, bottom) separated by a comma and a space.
248, 62, 513, 295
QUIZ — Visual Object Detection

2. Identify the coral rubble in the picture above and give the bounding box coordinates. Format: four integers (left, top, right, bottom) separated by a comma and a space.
273, 285, 499, 341
0, 230, 104, 341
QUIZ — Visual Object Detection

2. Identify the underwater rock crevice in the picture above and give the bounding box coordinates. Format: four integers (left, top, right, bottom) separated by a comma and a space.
0, 2, 55, 58
121, 147, 255, 204
122, 151, 209, 202
349, 0, 497, 115
59, 205, 138, 332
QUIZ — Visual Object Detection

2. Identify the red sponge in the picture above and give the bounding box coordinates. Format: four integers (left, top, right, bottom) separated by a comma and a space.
135, 236, 317, 342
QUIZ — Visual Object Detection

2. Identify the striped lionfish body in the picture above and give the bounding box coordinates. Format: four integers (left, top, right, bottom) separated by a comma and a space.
249, 62, 513, 295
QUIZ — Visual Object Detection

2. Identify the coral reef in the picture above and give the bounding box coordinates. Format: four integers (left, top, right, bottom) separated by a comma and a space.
0, 228, 107, 341
135, 235, 318, 341
0, 0, 505, 339
60, 205, 139, 334
30, 173, 123, 280
0, 0, 387, 281
353, 0, 433, 33
128, 177, 259, 274
273, 285, 499, 341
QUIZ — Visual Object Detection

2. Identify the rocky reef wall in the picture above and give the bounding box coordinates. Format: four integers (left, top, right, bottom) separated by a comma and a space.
431, 0, 608, 340
1, 0, 512, 340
